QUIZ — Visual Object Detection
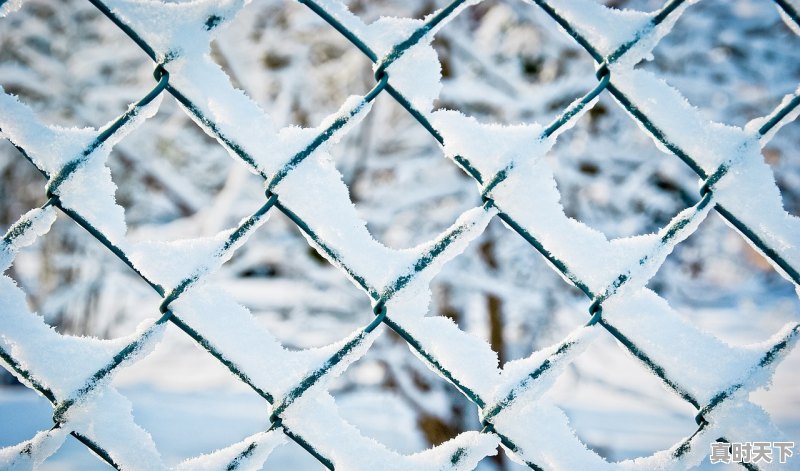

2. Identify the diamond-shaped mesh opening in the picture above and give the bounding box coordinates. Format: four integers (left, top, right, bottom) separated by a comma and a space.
546, 93, 699, 240
245, 279, 369, 351
7, 213, 160, 338
648, 211, 800, 346
222, 208, 371, 349
640, 0, 800, 128
434, 0, 594, 124
108, 98, 237, 228
429, 218, 585, 363
210, 0, 374, 129
331, 336, 449, 454
338, 93, 479, 249
546, 332, 697, 462
123, 166, 269, 247
111, 327, 271, 467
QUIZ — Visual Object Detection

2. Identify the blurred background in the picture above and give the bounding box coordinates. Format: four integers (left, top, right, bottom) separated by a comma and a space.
1, 0, 799, 469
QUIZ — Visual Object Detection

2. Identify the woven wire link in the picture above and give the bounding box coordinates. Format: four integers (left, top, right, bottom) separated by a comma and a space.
1, 0, 799, 469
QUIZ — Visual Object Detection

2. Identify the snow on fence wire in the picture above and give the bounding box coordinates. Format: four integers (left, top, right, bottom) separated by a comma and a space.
0, 0, 799, 469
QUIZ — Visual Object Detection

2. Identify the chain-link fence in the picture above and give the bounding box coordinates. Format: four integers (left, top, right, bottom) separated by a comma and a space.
1, 0, 799, 469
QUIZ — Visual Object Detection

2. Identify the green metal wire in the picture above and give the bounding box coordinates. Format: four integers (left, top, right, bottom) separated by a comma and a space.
0, 0, 798, 469
298, 0, 724, 444
1, 2, 499, 467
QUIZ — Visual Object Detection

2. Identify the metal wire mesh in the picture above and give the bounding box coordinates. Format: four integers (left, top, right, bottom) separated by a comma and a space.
1, 0, 799, 469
